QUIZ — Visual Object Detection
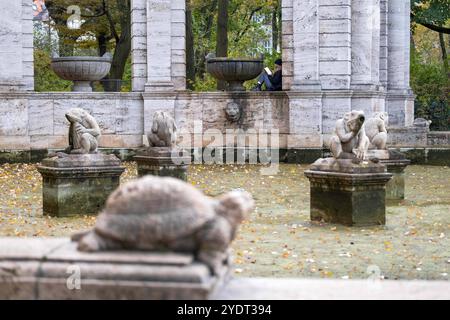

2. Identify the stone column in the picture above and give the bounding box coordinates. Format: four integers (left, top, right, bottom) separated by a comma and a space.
350, 0, 385, 117
281, 0, 293, 90
291, 0, 321, 90
144, 0, 186, 91
0, 0, 34, 91
386, 0, 414, 127
287, 1, 323, 149
351, 0, 381, 88
131, 0, 148, 92
319, 0, 352, 144
379, 0, 389, 87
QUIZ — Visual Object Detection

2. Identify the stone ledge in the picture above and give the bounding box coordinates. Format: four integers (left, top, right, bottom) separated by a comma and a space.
0, 92, 144, 100
0, 238, 229, 300
214, 278, 450, 300
1, 238, 450, 300
1, 147, 450, 166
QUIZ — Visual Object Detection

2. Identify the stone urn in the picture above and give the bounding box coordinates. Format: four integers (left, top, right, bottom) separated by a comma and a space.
51, 54, 112, 92
206, 57, 263, 91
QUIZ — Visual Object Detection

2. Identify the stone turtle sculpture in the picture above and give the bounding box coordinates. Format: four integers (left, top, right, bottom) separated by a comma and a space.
65, 108, 101, 154
147, 111, 177, 148
72, 176, 254, 274
329, 110, 370, 162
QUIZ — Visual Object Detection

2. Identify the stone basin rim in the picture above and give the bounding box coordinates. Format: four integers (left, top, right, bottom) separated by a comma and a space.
207, 58, 263, 63
51, 56, 113, 63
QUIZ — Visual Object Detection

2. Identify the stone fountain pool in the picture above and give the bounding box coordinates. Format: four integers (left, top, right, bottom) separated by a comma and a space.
0, 162, 449, 281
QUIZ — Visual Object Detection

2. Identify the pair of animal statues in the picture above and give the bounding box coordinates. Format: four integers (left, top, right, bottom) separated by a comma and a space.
64, 108, 177, 155
330, 110, 388, 163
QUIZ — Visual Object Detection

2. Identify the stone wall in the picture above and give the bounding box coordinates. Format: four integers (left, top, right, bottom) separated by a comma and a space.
1, 91, 446, 155
0, 92, 291, 152
0, 93, 144, 151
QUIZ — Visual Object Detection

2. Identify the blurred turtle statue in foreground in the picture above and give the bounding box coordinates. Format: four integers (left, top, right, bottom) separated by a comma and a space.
365, 112, 388, 150
135, 112, 190, 180
147, 111, 177, 148
72, 176, 255, 275
65, 108, 101, 154
329, 110, 370, 163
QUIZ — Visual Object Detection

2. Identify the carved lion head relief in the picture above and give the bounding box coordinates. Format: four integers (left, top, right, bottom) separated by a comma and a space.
225, 102, 241, 123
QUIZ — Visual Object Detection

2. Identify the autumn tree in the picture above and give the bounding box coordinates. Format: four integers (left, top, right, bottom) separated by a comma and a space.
411, 1, 449, 130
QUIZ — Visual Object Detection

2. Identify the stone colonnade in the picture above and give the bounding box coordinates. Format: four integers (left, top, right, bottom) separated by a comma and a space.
0, 0, 414, 150
130, 0, 414, 148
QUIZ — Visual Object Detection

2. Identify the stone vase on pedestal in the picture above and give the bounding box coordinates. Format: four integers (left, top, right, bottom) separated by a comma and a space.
134, 148, 190, 181
37, 154, 125, 217
305, 159, 392, 226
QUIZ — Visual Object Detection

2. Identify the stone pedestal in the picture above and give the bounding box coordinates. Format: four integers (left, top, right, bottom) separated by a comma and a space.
367, 150, 411, 200
381, 158, 410, 200
0, 238, 230, 300
134, 148, 190, 181
304, 158, 392, 226
37, 154, 125, 217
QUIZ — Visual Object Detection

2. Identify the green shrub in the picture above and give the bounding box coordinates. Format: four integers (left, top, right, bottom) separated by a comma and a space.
33, 49, 72, 92
411, 54, 449, 131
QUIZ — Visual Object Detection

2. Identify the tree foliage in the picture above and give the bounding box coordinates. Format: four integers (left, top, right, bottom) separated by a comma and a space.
188, 0, 281, 90
412, 0, 450, 33
411, 1, 449, 130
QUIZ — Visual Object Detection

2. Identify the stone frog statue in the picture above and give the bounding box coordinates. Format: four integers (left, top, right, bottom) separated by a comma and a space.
365, 112, 388, 150
65, 108, 101, 154
148, 111, 177, 148
330, 110, 370, 162
72, 176, 255, 275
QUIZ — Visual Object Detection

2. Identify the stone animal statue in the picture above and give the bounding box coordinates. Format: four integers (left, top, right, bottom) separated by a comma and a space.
329, 110, 370, 162
65, 108, 101, 154
147, 112, 177, 148
225, 102, 241, 122
72, 176, 254, 275
365, 112, 388, 150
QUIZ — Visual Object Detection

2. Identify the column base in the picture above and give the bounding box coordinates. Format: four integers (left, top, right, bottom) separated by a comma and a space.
145, 81, 174, 92
386, 88, 415, 127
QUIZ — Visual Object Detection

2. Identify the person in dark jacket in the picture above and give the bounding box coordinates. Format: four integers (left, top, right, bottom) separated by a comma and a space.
252, 59, 283, 91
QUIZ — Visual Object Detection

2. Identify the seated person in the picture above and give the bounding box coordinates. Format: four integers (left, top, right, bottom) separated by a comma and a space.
252, 59, 283, 91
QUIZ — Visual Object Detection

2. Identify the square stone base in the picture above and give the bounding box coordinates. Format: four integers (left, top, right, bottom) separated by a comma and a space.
305, 159, 392, 226
134, 148, 190, 181
37, 154, 125, 217
0, 238, 230, 300
381, 159, 410, 200
309, 186, 387, 226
